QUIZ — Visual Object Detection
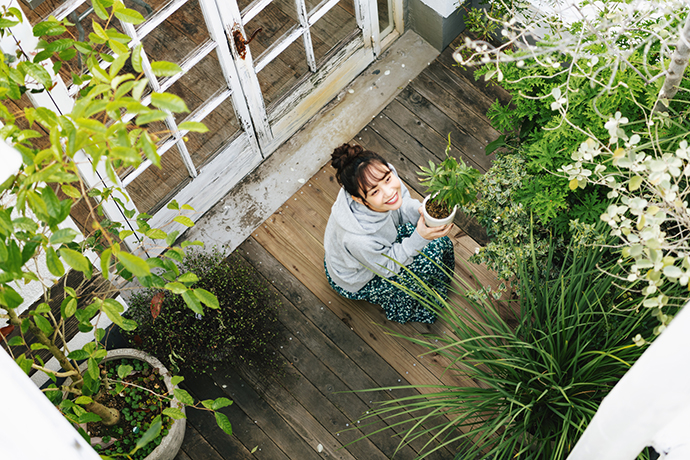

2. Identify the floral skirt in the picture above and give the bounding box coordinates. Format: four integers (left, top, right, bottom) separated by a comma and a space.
325, 223, 454, 324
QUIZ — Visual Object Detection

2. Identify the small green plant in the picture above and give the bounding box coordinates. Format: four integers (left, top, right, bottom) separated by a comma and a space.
418, 135, 481, 218
463, 5, 499, 43
347, 238, 658, 459
124, 249, 284, 377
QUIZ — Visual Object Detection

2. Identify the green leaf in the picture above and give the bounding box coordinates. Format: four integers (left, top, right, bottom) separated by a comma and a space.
61, 297, 77, 318
162, 407, 186, 419
182, 290, 203, 315
135, 110, 168, 125
629, 175, 643, 192
33, 21, 66, 37
150, 61, 182, 77
91, 20, 109, 42
21, 62, 52, 88
117, 364, 133, 379
177, 273, 199, 283
133, 415, 162, 453
68, 350, 90, 360
215, 412, 232, 436
201, 399, 214, 410
50, 228, 79, 244
178, 121, 209, 133
146, 228, 167, 240
61, 184, 81, 199
171, 375, 184, 386
100, 248, 112, 278
75, 396, 93, 405
78, 413, 102, 424
194, 288, 219, 309
59, 248, 91, 276
30, 343, 50, 351
165, 247, 184, 262
212, 397, 233, 410
116, 252, 151, 278
15, 354, 33, 374
91, 0, 109, 20
102, 298, 137, 331
45, 247, 65, 278
173, 216, 194, 227
131, 43, 143, 73
173, 388, 194, 405
150, 92, 188, 113
8, 336, 24, 346
33, 314, 54, 337
165, 230, 180, 247
164, 282, 187, 294
113, 7, 145, 24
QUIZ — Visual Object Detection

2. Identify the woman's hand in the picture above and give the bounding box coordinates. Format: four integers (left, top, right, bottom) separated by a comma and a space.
416, 207, 453, 240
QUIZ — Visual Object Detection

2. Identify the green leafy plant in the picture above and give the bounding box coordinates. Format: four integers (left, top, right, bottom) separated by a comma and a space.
347, 238, 657, 459
417, 135, 481, 218
124, 249, 284, 377
0, 3, 231, 455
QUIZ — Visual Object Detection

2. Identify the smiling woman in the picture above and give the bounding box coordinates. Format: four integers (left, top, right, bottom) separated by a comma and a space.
323, 143, 455, 323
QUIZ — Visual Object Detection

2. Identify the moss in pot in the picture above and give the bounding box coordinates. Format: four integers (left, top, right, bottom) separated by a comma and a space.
417, 136, 481, 227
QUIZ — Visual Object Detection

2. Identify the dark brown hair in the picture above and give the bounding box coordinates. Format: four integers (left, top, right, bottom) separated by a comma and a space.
331, 144, 389, 199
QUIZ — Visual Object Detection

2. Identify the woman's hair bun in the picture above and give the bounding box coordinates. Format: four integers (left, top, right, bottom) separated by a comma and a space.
331, 143, 363, 171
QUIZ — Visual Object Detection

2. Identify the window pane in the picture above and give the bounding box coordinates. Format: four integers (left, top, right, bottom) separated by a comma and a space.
256, 38, 308, 108
126, 144, 191, 215
141, 0, 210, 64
311, 0, 357, 66
186, 97, 242, 169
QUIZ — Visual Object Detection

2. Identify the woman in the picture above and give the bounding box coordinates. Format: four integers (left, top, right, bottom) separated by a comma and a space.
323, 143, 455, 324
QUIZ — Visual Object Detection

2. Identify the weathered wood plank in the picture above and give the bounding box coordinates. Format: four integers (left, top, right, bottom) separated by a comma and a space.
174, 423, 226, 460
181, 372, 296, 460
394, 85, 494, 173
238, 237, 458, 459
409, 71, 500, 147
447, 34, 512, 108
211, 367, 345, 460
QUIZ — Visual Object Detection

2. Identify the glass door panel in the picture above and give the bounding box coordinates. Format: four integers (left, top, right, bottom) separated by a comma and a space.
311, 0, 357, 65
126, 145, 190, 215
140, 0, 209, 62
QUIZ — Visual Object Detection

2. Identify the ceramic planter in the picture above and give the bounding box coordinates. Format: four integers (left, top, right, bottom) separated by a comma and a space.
76, 348, 186, 460
422, 195, 457, 228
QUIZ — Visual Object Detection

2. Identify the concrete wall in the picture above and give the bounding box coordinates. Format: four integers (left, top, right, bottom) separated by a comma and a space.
407, 0, 468, 51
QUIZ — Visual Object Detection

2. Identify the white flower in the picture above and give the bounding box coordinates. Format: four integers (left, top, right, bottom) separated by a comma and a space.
604, 111, 629, 143
550, 87, 567, 111
676, 140, 690, 159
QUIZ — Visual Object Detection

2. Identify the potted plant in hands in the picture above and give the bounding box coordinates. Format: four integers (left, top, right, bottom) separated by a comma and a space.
417, 136, 481, 227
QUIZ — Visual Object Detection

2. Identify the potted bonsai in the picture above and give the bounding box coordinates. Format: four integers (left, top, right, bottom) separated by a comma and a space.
0, 5, 230, 458
417, 135, 481, 227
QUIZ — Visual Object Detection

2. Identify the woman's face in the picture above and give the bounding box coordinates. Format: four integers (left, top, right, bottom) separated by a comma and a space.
354, 165, 403, 213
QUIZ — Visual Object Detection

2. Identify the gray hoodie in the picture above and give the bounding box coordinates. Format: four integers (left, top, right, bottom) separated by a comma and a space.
324, 169, 429, 292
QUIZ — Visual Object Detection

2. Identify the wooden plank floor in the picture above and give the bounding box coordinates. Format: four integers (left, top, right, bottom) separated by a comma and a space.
174, 33, 510, 460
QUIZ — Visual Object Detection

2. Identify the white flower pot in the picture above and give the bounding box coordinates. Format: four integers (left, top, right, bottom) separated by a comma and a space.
73, 348, 186, 460
422, 195, 457, 228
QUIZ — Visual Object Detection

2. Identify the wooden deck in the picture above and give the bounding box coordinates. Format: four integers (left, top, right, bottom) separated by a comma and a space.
174, 34, 510, 460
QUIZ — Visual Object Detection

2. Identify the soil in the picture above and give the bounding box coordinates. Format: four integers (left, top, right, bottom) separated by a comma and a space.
425, 198, 452, 219
84, 358, 172, 458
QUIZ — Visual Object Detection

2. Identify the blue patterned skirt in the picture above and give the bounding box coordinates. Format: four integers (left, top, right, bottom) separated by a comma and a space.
325, 223, 454, 324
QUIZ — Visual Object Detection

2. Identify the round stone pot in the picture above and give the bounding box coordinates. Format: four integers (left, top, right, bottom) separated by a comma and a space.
81, 348, 186, 460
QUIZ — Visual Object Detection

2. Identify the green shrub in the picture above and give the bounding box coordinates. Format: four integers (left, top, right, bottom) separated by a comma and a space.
124, 249, 284, 376
350, 239, 657, 459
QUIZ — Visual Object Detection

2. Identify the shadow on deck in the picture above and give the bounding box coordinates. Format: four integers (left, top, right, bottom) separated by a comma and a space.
174, 33, 511, 460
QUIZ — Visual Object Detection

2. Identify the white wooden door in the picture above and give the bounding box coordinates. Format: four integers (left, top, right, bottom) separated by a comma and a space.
21, 0, 401, 254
